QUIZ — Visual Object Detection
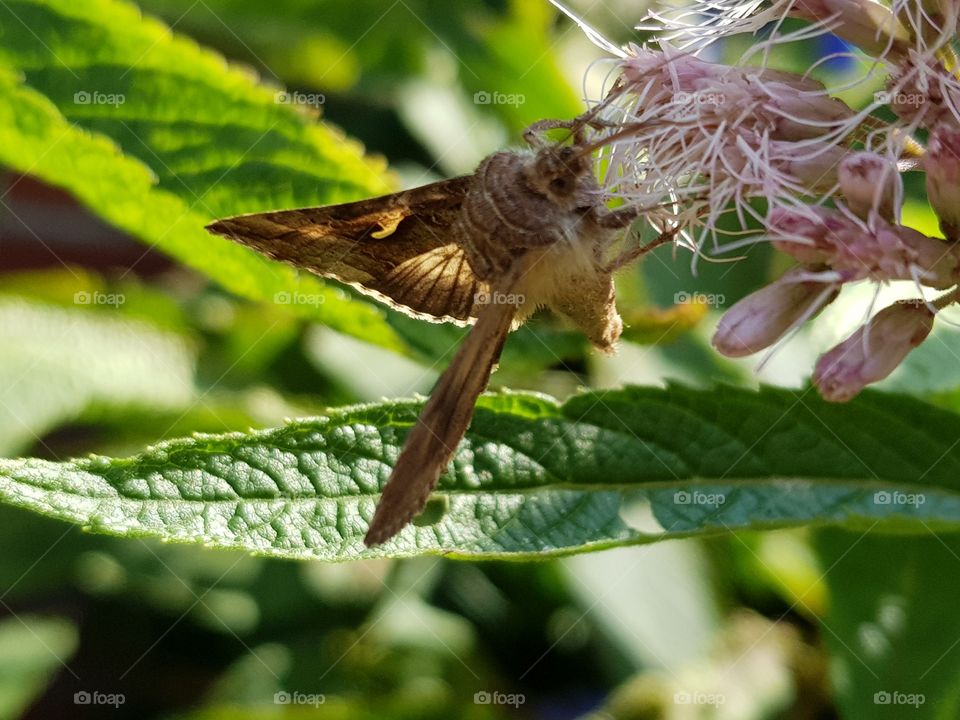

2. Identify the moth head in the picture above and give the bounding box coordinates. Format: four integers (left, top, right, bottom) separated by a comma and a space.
526, 145, 596, 208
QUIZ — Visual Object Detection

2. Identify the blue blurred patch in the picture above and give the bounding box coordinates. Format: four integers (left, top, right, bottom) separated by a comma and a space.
817, 33, 857, 73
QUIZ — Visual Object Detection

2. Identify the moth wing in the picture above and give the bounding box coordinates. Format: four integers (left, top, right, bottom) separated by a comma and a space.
206, 177, 484, 324
364, 284, 518, 546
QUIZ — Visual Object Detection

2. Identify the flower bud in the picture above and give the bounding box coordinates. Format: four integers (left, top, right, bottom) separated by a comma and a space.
619, 46, 724, 95
753, 79, 856, 141
925, 124, 960, 240
768, 208, 960, 288
775, 141, 848, 194
814, 301, 935, 401
883, 62, 959, 127
838, 151, 902, 222
618, 46, 854, 142
712, 269, 839, 357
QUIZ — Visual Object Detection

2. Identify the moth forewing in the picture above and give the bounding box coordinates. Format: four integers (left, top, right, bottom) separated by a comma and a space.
205, 176, 483, 324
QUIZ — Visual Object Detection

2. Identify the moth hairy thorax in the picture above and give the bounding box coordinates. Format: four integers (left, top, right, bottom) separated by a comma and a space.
458, 145, 624, 352
206, 119, 664, 546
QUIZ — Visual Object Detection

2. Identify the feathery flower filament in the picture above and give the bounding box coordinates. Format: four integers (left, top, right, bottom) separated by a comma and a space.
576, 0, 960, 400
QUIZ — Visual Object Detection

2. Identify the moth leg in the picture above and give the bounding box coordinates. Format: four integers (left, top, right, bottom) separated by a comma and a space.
593, 204, 647, 230
603, 228, 680, 274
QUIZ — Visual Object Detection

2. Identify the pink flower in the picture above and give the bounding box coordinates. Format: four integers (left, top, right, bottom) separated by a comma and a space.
814, 302, 935, 401
775, 141, 849, 194
617, 47, 855, 142
767, 208, 960, 288
712, 268, 839, 357
924, 124, 960, 239
838, 151, 902, 222
559, 0, 960, 403
598, 46, 859, 252
884, 60, 960, 128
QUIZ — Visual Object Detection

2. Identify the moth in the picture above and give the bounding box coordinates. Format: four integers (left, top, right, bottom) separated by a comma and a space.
207, 113, 671, 547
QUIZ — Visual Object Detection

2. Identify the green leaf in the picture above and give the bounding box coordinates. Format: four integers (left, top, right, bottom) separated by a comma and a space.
0, 615, 78, 719
881, 326, 960, 397
0, 296, 195, 456
814, 529, 960, 720
448, 0, 583, 131
136, 0, 583, 130
1, 386, 960, 561
0, 0, 407, 354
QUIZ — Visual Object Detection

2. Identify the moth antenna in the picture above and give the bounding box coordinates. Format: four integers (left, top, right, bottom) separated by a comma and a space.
363, 277, 521, 546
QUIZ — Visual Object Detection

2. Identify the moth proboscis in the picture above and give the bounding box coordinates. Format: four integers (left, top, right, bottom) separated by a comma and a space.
206, 111, 674, 547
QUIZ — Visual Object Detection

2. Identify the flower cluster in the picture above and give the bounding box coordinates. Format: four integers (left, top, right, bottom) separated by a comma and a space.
586, 0, 960, 401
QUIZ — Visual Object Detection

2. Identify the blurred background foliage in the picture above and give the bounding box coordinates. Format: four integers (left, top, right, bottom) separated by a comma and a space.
1, 0, 960, 718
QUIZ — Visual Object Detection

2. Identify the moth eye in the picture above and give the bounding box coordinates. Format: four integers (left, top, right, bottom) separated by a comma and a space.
549, 177, 570, 193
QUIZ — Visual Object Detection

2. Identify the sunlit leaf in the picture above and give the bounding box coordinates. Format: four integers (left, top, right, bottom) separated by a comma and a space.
0, 0, 407, 354
0, 297, 195, 456
2, 386, 959, 561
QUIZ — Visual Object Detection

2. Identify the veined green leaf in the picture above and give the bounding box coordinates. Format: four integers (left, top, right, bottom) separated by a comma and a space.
0, 0, 407, 354
1, 386, 959, 561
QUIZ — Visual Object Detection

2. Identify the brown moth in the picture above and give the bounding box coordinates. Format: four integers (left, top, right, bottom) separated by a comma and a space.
206, 115, 671, 547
